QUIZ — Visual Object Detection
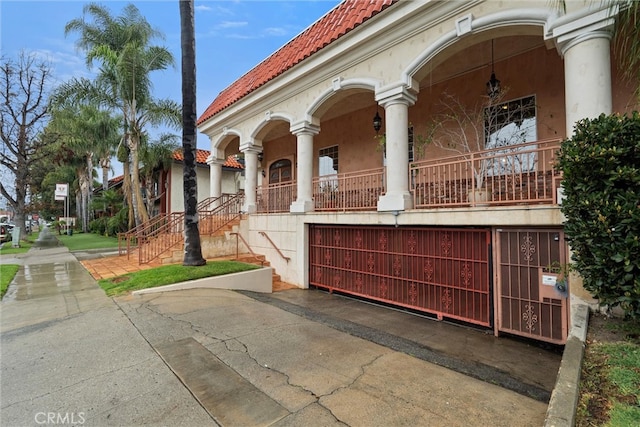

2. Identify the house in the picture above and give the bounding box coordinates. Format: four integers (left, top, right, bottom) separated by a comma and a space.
161, 149, 244, 215
196, 0, 638, 344
97, 150, 243, 217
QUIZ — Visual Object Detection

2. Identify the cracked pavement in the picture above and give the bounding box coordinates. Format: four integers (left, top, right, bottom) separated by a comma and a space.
2, 247, 553, 426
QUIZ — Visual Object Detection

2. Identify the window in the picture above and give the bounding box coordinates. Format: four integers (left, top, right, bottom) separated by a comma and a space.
485, 95, 537, 174
269, 159, 292, 184
319, 145, 338, 189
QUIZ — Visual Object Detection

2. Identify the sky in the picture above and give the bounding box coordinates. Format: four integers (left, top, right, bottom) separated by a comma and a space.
0, 0, 340, 181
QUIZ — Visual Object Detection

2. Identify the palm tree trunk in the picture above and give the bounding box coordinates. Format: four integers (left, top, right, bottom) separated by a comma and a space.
180, 0, 205, 266
129, 135, 150, 226
122, 152, 135, 230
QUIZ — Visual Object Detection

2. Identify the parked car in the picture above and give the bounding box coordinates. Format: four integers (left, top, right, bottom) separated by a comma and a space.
0, 222, 14, 243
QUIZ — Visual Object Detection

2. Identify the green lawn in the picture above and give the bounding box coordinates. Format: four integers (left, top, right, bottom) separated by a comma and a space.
55, 231, 119, 251
98, 261, 260, 296
577, 317, 640, 426
0, 264, 20, 299
0, 231, 40, 255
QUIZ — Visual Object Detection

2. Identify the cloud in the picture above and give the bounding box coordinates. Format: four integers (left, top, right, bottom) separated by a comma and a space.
194, 4, 212, 12
216, 21, 248, 29
264, 27, 287, 37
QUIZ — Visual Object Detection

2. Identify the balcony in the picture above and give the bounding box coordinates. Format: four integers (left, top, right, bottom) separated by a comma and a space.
255, 139, 562, 213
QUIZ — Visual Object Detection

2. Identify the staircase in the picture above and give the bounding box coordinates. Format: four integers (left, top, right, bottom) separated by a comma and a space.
117, 194, 294, 291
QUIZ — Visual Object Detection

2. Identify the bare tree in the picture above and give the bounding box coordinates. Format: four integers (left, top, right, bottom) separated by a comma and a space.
0, 52, 53, 238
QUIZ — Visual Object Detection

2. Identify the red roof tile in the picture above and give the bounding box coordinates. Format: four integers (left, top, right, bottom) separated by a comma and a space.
173, 149, 244, 170
197, 0, 396, 125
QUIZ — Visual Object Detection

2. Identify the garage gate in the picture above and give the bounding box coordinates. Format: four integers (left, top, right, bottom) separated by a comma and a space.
309, 225, 491, 327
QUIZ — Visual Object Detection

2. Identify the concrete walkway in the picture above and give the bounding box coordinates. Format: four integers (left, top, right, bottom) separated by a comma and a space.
1, 246, 558, 426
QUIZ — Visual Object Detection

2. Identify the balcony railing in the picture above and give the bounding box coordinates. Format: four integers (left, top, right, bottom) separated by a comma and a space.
313, 167, 385, 211
410, 138, 562, 208
253, 141, 561, 214
257, 181, 297, 213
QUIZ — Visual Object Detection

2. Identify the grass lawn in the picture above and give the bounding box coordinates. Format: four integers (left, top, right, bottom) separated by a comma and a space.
0, 231, 40, 255
98, 261, 260, 296
577, 314, 640, 426
56, 231, 119, 251
0, 264, 20, 298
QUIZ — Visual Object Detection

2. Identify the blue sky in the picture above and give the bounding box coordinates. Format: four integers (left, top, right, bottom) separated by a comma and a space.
0, 0, 339, 178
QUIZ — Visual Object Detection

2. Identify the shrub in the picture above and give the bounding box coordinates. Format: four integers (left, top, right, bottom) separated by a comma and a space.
557, 112, 640, 319
106, 208, 128, 237
89, 217, 108, 235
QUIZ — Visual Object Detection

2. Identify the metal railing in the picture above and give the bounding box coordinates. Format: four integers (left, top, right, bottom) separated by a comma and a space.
199, 193, 245, 235
257, 182, 296, 213
410, 139, 562, 208
230, 232, 263, 265
135, 212, 185, 264
259, 231, 290, 263
118, 193, 245, 264
312, 167, 385, 211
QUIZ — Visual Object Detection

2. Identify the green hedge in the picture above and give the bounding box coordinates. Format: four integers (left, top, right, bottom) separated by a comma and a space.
557, 112, 640, 319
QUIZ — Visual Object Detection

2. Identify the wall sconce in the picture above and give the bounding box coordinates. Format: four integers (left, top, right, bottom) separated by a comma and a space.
257, 152, 264, 163
261, 169, 266, 178
486, 39, 501, 99
373, 107, 382, 134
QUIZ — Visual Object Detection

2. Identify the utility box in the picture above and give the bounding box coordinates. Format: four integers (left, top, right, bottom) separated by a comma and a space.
11, 226, 20, 248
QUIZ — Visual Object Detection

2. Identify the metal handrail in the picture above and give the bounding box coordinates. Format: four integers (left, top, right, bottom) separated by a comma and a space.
229, 232, 263, 266
312, 167, 385, 211
258, 231, 290, 263
410, 138, 562, 208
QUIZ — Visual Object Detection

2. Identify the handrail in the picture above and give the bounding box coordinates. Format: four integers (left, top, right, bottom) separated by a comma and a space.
199, 193, 245, 235
410, 138, 562, 208
258, 231, 290, 263
229, 232, 263, 266
130, 193, 245, 264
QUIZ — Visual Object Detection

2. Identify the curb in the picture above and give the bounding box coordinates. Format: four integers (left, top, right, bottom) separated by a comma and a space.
544, 303, 590, 427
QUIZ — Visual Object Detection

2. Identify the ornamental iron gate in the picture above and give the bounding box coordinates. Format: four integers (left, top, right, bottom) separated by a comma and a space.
495, 228, 569, 344
309, 225, 491, 327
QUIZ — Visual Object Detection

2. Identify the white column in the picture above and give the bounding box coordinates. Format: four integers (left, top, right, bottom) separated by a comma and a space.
551, 8, 614, 135
376, 85, 417, 212
207, 157, 224, 199
240, 144, 261, 213
563, 32, 613, 134
290, 122, 319, 213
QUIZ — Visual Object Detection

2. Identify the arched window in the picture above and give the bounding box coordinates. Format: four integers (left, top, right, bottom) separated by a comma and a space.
269, 159, 292, 184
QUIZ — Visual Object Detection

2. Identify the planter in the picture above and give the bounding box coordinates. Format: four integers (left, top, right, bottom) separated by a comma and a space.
468, 188, 490, 206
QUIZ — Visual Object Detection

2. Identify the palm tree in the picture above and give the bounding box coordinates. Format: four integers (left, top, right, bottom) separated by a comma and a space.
180, 0, 206, 266
139, 134, 179, 217
46, 104, 120, 232
63, 3, 181, 227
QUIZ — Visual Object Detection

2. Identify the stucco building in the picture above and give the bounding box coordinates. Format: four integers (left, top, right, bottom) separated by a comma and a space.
197, 0, 638, 344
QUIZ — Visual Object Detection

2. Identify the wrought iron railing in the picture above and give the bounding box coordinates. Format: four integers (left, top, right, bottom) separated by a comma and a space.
118, 193, 245, 264
199, 193, 245, 235
312, 167, 385, 211
410, 139, 562, 208
257, 182, 296, 213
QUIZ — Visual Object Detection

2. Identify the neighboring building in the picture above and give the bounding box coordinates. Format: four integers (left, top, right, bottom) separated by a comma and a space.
98, 150, 243, 217
197, 0, 638, 344
165, 149, 244, 214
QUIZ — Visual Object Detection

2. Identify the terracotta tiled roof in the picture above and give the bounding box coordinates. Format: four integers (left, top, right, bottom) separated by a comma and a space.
109, 175, 124, 184
173, 149, 244, 170
173, 148, 211, 164
197, 0, 396, 125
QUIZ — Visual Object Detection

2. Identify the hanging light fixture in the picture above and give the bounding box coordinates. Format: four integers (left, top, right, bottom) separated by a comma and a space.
373, 106, 382, 133
486, 39, 501, 99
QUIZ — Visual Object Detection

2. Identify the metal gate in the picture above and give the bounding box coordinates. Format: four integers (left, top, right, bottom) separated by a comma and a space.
495, 228, 569, 344
309, 225, 491, 327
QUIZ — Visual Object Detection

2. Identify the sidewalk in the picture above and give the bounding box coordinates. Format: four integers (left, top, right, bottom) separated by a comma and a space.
1, 246, 556, 426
